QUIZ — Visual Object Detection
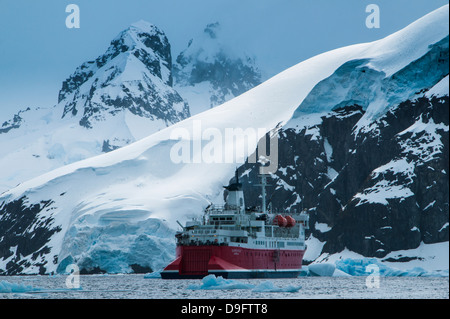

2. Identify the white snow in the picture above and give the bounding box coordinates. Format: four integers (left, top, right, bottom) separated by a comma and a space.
323, 138, 333, 162
439, 223, 449, 232
424, 200, 436, 210
353, 158, 416, 206
425, 75, 449, 98
326, 167, 338, 182
315, 222, 331, 233
308, 263, 336, 276
0, 22, 185, 194
304, 235, 326, 262
397, 116, 448, 164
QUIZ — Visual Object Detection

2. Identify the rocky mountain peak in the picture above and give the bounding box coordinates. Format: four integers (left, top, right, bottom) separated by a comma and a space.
203, 22, 220, 39
58, 20, 189, 129
173, 22, 261, 113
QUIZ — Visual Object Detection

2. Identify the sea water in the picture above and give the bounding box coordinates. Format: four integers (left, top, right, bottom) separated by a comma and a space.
0, 274, 448, 299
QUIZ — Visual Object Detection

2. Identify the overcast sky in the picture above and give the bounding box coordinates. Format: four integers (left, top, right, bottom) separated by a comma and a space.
0, 0, 448, 118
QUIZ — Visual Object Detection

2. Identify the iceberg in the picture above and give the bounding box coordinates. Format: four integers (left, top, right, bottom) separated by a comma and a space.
335, 258, 449, 277
308, 263, 336, 276
0, 280, 42, 293
188, 275, 302, 293
144, 271, 162, 279
188, 275, 254, 290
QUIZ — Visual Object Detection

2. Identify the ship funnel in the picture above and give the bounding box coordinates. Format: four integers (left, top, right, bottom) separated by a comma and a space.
224, 169, 245, 211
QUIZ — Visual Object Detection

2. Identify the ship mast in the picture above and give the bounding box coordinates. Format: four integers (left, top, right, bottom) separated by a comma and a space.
261, 174, 267, 215
256, 173, 270, 215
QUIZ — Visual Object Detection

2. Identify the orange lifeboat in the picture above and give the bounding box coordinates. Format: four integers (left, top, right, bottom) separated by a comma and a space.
285, 215, 296, 228
273, 215, 287, 227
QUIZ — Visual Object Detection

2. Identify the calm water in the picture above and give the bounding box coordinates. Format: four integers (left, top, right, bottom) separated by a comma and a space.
0, 274, 448, 299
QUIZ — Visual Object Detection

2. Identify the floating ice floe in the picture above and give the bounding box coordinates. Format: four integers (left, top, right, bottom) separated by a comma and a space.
335, 258, 449, 277
251, 281, 302, 293
188, 275, 302, 293
144, 271, 162, 279
0, 279, 86, 294
0, 280, 42, 293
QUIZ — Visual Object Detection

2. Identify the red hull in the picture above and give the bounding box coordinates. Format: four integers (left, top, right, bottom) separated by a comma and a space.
161, 245, 305, 279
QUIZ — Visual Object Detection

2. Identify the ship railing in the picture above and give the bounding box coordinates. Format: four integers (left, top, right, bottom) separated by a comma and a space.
264, 225, 301, 238
205, 204, 240, 215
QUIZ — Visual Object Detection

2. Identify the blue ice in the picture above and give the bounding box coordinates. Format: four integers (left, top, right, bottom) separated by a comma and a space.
308, 263, 336, 276
188, 275, 302, 292
144, 271, 161, 279
335, 258, 449, 277
0, 280, 42, 293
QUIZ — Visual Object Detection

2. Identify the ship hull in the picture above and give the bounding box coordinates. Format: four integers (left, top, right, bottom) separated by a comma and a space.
161, 245, 305, 279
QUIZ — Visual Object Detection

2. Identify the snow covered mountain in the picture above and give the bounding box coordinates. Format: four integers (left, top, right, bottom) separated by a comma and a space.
0, 20, 261, 194
59, 20, 190, 129
239, 81, 448, 261
0, 5, 448, 275
237, 18, 449, 261
173, 22, 262, 115
0, 21, 189, 193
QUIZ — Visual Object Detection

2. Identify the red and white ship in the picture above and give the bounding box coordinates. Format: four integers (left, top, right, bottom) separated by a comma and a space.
161, 171, 309, 279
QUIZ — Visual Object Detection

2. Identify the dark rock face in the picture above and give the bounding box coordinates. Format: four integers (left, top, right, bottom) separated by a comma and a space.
324, 96, 449, 257
236, 95, 449, 259
180, 53, 262, 106
0, 114, 22, 134
0, 196, 61, 275
232, 35, 449, 259
58, 22, 190, 129
0, 107, 31, 134
174, 22, 261, 108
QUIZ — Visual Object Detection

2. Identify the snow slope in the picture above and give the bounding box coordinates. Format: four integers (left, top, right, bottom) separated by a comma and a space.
291, 5, 449, 133
0, 21, 189, 194
0, 5, 448, 274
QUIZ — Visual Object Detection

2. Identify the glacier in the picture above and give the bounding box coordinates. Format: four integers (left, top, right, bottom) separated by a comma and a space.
292, 34, 448, 134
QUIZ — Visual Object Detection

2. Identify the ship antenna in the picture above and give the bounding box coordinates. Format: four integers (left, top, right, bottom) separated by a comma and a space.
263, 174, 267, 215
255, 169, 271, 215
259, 174, 268, 215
